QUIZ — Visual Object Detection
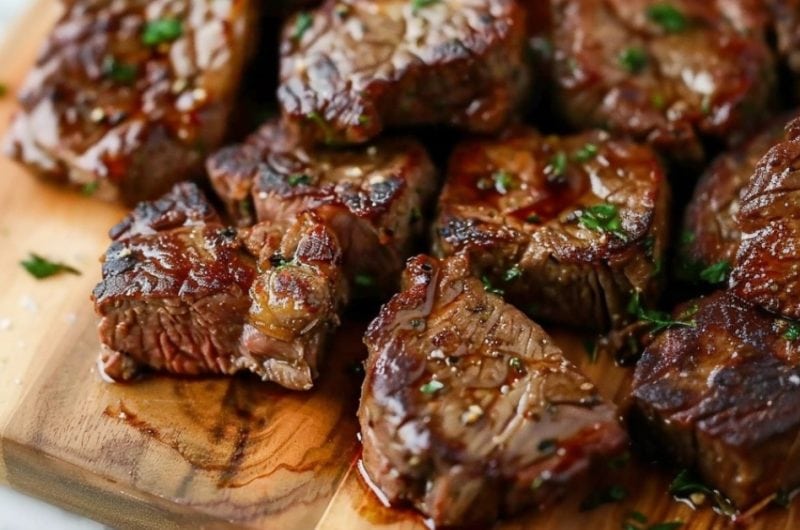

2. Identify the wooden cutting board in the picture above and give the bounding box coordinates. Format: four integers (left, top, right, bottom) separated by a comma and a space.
0, 2, 798, 529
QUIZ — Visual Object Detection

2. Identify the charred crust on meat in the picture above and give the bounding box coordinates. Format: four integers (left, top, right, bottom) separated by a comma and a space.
359, 254, 627, 527
549, 0, 775, 163
633, 291, 800, 507
3, 0, 258, 204
277, 0, 530, 145
433, 127, 670, 330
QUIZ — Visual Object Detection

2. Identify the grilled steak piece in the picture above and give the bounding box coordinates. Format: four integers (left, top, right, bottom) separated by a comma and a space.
93, 183, 346, 390
632, 291, 800, 507
359, 254, 627, 527
731, 116, 800, 320
207, 120, 437, 295
432, 127, 669, 331
550, 0, 774, 164
5, 0, 257, 205
681, 114, 790, 279
277, 0, 529, 145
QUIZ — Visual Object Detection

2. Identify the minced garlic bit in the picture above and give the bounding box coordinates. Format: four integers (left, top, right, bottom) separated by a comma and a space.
460, 404, 484, 425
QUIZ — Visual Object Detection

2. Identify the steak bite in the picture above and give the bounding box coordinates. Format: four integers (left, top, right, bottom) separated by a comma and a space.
632, 291, 800, 507
207, 120, 437, 295
681, 115, 789, 278
277, 0, 529, 145
731, 117, 800, 320
92, 183, 346, 390
550, 0, 774, 163
5, 0, 257, 204
359, 254, 627, 528
432, 127, 669, 331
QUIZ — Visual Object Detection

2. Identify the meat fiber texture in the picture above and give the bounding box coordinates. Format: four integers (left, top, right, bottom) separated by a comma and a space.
92, 183, 346, 390
5, 0, 258, 204
433, 126, 669, 331
360, 254, 627, 527
277, 0, 530, 145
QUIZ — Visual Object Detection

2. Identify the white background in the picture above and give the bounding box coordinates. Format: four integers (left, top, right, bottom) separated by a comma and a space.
0, 3, 104, 529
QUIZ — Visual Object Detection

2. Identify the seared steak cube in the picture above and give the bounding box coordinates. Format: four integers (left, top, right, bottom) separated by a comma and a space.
632, 291, 800, 507
207, 120, 437, 295
432, 127, 669, 330
93, 184, 346, 390
277, 0, 529, 145
550, 0, 774, 163
359, 254, 627, 528
731, 117, 800, 320
681, 114, 790, 279
5, 0, 257, 204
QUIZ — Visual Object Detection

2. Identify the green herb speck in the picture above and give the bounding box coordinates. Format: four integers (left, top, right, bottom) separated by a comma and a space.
292, 12, 313, 41
141, 18, 183, 46
419, 379, 444, 394
647, 3, 687, 33
618, 47, 648, 73
20, 253, 80, 279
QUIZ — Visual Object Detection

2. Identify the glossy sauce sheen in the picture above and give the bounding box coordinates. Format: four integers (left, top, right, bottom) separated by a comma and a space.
433, 127, 669, 330
4, 0, 257, 204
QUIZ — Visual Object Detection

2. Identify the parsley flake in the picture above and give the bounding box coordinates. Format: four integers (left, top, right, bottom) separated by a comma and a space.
142, 18, 183, 47
81, 181, 99, 196
574, 143, 599, 162
784, 323, 800, 341
628, 292, 695, 333
411, 0, 440, 13
508, 356, 524, 373
21, 253, 80, 279
492, 170, 516, 194
669, 469, 736, 516
578, 203, 627, 240
647, 3, 687, 33
419, 379, 444, 394
481, 276, 503, 296
293, 12, 313, 41
287, 173, 312, 186
503, 265, 522, 282
548, 151, 568, 179
102, 56, 137, 85
619, 47, 648, 73
699, 260, 730, 284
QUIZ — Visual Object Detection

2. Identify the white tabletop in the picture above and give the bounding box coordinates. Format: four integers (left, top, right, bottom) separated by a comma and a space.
0, 3, 103, 529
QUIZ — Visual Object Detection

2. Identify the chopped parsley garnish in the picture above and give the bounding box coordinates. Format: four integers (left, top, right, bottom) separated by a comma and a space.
651, 92, 666, 110
578, 203, 627, 240
20, 253, 80, 279
548, 151, 568, 179
481, 276, 503, 296
628, 291, 695, 333
141, 18, 183, 46
623, 510, 683, 530
306, 111, 335, 144
492, 170, 516, 194
583, 338, 598, 363
774, 489, 791, 507
784, 323, 800, 341
698, 260, 730, 284
574, 143, 599, 162
619, 47, 648, 73
669, 469, 736, 516
508, 356, 524, 373
354, 274, 375, 287
537, 438, 557, 454
293, 12, 313, 40
580, 484, 627, 511
287, 173, 312, 186
81, 181, 99, 196
419, 379, 444, 394
503, 265, 522, 282
647, 3, 687, 33
526, 213, 541, 224
269, 254, 291, 268
102, 56, 137, 85
411, 0, 440, 13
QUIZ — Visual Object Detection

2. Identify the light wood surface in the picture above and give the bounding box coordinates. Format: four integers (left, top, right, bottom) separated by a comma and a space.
0, 2, 798, 529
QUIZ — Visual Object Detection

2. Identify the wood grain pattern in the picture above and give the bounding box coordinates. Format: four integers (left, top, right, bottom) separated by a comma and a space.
0, 2, 798, 529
